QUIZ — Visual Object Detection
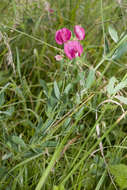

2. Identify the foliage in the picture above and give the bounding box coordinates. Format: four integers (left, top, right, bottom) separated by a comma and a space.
0, 0, 127, 190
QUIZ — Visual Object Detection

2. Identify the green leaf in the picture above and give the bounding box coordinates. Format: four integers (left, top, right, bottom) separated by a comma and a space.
95, 170, 107, 190
48, 96, 58, 108
54, 81, 60, 99
108, 25, 118, 43
15, 87, 24, 98
39, 79, 48, 97
115, 95, 127, 104
41, 141, 57, 148
109, 164, 127, 189
105, 36, 110, 54
113, 79, 127, 94
11, 136, 26, 148
22, 77, 31, 97
16, 47, 21, 80
0, 82, 11, 95
107, 78, 127, 96
106, 77, 116, 96
64, 83, 72, 94
112, 42, 127, 60
86, 69, 95, 89
0, 92, 5, 106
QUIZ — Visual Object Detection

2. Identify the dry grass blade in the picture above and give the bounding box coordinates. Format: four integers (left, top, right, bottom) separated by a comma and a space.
1, 32, 16, 74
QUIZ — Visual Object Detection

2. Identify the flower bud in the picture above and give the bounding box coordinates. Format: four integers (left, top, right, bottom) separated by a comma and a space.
55, 55, 63, 61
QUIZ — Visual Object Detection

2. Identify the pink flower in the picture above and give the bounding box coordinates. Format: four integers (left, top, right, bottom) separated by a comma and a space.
64, 40, 83, 60
55, 28, 71, 45
55, 55, 63, 61
74, 25, 85, 40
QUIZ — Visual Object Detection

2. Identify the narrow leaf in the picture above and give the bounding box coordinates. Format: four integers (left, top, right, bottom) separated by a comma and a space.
113, 79, 127, 94
11, 136, 26, 148
16, 47, 21, 80
105, 36, 110, 54
64, 83, 72, 94
108, 25, 118, 43
106, 77, 116, 96
54, 81, 60, 99
0, 92, 5, 106
115, 95, 127, 104
112, 42, 127, 60
86, 69, 95, 89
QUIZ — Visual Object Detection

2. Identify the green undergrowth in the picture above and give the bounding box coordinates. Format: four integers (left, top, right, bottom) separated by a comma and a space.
0, 0, 127, 190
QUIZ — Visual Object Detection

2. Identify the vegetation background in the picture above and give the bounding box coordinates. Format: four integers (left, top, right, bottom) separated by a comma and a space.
0, 0, 127, 189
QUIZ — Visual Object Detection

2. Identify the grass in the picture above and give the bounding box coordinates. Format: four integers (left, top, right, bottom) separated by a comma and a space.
0, 0, 127, 189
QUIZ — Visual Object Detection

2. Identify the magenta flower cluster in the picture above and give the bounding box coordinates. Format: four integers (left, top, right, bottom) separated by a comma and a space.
55, 25, 85, 60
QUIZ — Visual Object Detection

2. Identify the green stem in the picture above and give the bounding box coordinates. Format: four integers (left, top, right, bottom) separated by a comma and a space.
100, 0, 106, 55
94, 57, 106, 71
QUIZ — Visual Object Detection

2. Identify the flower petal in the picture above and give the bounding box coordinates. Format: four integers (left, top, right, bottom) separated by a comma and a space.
74, 25, 85, 40
64, 40, 83, 60
55, 28, 71, 45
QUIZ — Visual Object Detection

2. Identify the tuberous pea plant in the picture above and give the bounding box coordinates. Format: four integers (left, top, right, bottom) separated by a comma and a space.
51, 25, 127, 190
55, 24, 127, 103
